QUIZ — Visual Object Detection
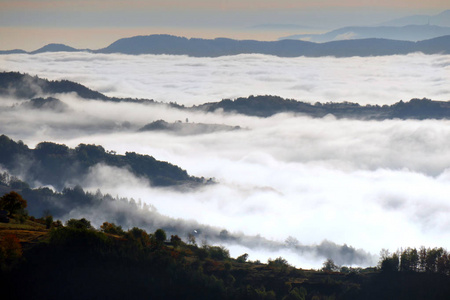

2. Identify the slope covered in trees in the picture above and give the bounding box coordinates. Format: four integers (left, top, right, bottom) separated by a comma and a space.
195, 95, 450, 120
0, 135, 208, 190
2, 72, 450, 120
1, 195, 450, 300
0, 72, 156, 104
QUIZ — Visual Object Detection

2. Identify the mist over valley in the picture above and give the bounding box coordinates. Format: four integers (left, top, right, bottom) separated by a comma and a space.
1, 50, 450, 268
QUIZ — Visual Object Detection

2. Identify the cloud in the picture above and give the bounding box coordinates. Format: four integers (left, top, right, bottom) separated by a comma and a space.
1, 52, 449, 106
1, 52, 450, 268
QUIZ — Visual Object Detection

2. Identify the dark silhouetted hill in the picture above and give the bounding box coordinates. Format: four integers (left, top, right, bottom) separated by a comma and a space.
96, 34, 450, 57
3, 34, 450, 57
30, 43, 80, 54
139, 120, 241, 135
194, 95, 450, 120
0, 72, 157, 104
20, 97, 69, 112
0, 135, 207, 190
0, 72, 108, 100
0, 49, 27, 54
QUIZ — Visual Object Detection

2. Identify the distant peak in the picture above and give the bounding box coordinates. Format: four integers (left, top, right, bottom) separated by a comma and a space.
31, 43, 79, 54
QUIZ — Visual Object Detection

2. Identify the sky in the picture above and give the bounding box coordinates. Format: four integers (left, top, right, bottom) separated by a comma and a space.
0, 0, 448, 50
1, 52, 450, 267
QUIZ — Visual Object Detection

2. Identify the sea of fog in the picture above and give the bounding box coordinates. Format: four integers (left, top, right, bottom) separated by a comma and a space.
1, 52, 449, 105
1, 52, 450, 268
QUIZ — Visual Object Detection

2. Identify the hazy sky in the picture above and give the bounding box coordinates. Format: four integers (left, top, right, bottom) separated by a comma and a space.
0, 0, 448, 50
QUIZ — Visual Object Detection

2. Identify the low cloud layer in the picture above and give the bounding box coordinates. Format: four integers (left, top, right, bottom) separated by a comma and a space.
2, 95, 450, 267
1, 52, 449, 105
1, 52, 450, 268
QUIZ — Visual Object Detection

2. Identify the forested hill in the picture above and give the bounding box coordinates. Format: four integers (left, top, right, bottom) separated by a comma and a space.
0, 72, 155, 104
3, 72, 450, 120
0, 72, 108, 100
194, 95, 450, 120
0, 135, 208, 190
1, 204, 450, 300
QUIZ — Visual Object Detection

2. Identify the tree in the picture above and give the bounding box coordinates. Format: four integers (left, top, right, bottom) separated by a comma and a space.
100, 222, 124, 235
0, 191, 27, 216
66, 218, 91, 230
45, 215, 53, 229
127, 227, 150, 249
208, 246, 230, 261
170, 235, 182, 248
322, 258, 339, 272
236, 253, 249, 263
380, 253, 399, 273
268, 257, 291, 273
188, 233, 196, 245
154, 228, 167, 246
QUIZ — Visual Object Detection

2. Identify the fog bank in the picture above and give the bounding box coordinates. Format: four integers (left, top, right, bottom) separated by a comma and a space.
1, 52, 449, 105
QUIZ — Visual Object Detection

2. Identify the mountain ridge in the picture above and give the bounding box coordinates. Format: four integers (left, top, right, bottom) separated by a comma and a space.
1, 34, 450, 57
2, 72, 450, 121
280, 25, 450, 43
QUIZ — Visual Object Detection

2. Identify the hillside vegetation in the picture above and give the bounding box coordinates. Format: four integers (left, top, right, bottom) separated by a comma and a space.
0, 135, 209, 190
1, 191, 450, 300
3, 72, 450, 121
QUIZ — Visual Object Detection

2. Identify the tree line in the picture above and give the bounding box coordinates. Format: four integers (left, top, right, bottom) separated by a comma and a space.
379, 247, 450, 274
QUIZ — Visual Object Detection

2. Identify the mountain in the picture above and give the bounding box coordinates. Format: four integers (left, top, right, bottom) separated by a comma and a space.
96, 34, 313, 56
96, 34, 450, 57
416, 34, 450, 54
2, 34, 450, 57
280, 25, 450, 43
30, 43, 81, 54
380, 9, 450, 27
0, 49, 27, 55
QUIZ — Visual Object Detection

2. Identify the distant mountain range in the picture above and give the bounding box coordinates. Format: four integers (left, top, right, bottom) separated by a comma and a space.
379, 9, 450, 27
1, 34, 450, 57
280, 25, 450, 43
2, 72, 450, 121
